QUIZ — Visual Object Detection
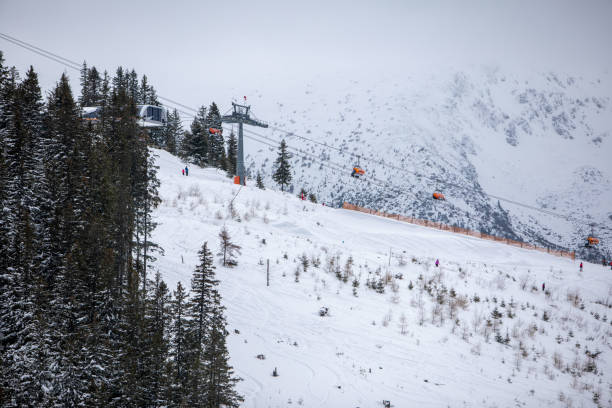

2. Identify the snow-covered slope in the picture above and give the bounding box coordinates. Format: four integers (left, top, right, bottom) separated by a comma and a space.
238, 69, 612, 260
153, 149, 612, 408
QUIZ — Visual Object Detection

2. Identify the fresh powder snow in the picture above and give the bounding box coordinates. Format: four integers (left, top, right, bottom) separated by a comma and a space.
153, 148, 611, 408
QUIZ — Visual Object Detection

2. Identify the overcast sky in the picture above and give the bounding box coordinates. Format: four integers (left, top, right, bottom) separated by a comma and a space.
1, 0, 611, 114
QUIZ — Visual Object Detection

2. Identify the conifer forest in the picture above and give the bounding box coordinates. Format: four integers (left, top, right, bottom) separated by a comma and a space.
0, 53, 242, 407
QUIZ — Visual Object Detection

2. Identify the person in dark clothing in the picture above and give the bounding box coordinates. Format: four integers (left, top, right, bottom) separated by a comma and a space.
185, 166, 189, 176
542, 282, 545, 291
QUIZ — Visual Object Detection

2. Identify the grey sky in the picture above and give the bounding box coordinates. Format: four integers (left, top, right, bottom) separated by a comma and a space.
1, 0, 611, 112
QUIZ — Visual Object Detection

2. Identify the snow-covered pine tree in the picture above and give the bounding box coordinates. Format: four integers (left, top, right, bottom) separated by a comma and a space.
272, 139, 292, 191
0, 60, 49, 407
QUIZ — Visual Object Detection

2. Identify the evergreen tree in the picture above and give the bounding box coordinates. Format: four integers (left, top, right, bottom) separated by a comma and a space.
272, 139, 292, 191
183, 106, 208, 166
142, 272, 172, 407
226, 130, 237, 175
186, 242, 242, 406
0, 61, 51, 407
163, 108, 181, 154
256, 171, 264, 190
79, 62, 102, 107
206, 102, 225, 169
139, 74, 159, 105
186, 242, 218, 405
202, 290, 243, 408
170, 281, 189, 406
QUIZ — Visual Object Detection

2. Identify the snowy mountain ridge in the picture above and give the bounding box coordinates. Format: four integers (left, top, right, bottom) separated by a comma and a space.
236, 68, 612, 260
153, 148, 612, 407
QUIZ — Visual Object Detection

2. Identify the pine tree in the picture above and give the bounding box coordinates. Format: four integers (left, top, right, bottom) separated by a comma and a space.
143, 272, 172, 407
170, 281, 189, 406
187, 242, 242, 407
139, 74, 159, 105
163, 109, 181, 154
186, 242, 218, 405
183, 106, 208, 165
206, 103, 224, 169
256, 171, 264, 189
226, 130, 237, 175
202, 290, 243, 408
218, 226, 241, 267
272, 139, 292, 191
0, 62, 49, 407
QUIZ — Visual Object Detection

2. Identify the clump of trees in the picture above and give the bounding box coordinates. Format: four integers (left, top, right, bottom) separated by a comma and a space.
0, 54, 241, 406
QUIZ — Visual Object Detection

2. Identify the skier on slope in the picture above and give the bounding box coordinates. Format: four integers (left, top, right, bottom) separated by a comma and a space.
185, 166, 189, 176
435, 259, 439, 267
182, 168, 185, 176
579, 262, 583, 272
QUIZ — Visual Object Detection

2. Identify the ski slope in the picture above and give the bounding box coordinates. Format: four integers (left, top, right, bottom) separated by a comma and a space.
153, 149, 612, 408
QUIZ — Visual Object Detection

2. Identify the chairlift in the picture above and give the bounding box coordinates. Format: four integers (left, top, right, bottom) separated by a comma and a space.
584, 224, 600, 248
351, 155, 365, 178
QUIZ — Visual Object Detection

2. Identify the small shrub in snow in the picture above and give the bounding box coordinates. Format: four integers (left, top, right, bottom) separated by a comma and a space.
218, 226, 242, 267
294, 265, 300, 282
382, 310, 392, 327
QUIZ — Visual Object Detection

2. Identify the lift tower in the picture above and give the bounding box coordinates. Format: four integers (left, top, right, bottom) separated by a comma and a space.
221, 102, 268, 185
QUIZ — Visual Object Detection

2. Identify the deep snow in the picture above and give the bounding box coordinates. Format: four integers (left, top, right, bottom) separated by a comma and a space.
153, 149, 611, 408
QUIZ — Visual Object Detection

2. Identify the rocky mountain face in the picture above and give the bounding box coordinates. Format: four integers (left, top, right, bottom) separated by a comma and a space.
243, 68, 612, 261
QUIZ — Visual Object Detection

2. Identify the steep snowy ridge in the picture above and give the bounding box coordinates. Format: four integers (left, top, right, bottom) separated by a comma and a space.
239, 69, 612, 260
153, 148, 612, 408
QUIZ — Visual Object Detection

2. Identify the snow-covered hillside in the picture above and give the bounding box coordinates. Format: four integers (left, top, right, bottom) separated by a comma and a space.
237, 69, 612, 261
153, 149, 611, 408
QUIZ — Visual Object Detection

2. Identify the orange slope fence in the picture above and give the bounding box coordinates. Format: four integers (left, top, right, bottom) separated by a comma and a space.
342, 202, 575, 261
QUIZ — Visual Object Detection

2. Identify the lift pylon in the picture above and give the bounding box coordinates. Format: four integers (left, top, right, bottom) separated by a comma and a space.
221, 102, 268, 186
